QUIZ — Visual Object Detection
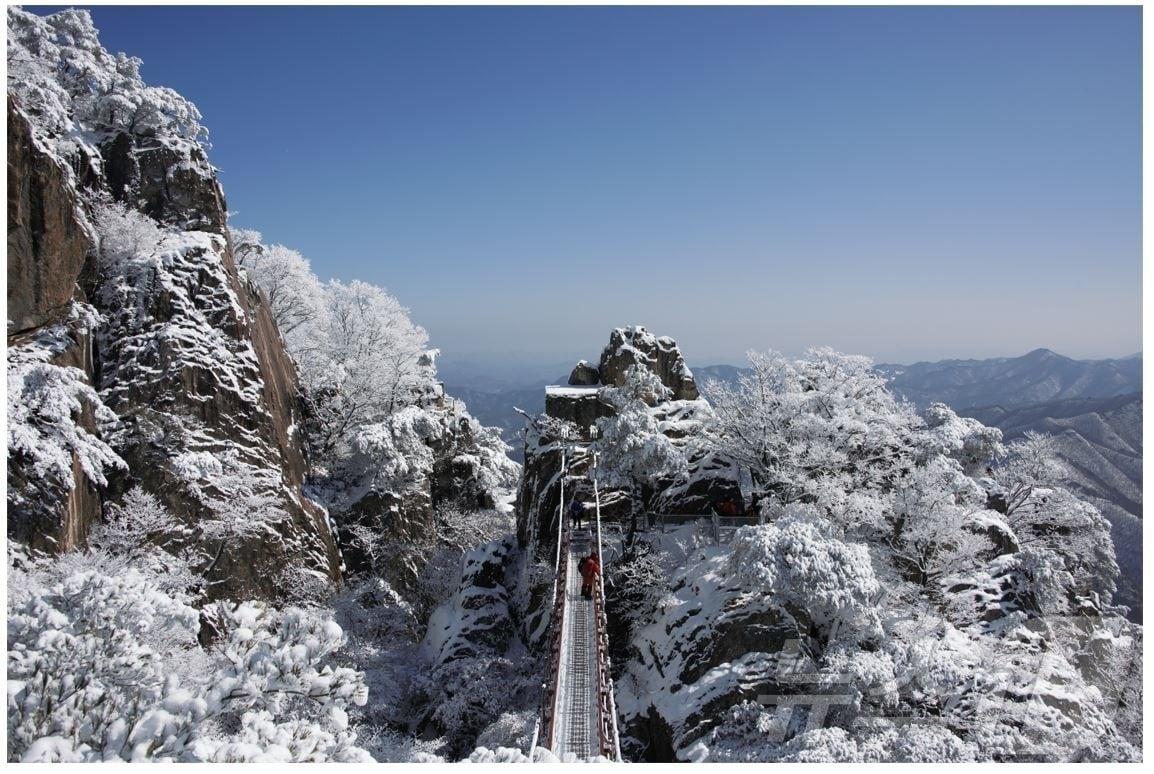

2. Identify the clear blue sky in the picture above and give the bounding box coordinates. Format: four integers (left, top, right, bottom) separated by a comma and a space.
65, 5, 1140, 373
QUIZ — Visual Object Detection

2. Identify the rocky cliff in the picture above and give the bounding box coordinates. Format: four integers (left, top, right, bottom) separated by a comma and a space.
599, 326, 699, 401
517, 327, 739, 554
614, 537, 808, 761
6, 8, 340, 597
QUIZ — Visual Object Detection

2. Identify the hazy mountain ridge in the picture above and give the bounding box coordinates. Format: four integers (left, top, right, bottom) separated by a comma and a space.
443, 381, 555, 462
876, 348, 1141, 409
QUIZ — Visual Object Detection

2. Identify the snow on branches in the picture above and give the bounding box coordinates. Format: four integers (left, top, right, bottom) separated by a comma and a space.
702, 348, 920, 516
230, 228, 436, 466
7, 8, 208, 167
592, 364, 687, 500
8, 561, 370, 762
727, 514, 881, 637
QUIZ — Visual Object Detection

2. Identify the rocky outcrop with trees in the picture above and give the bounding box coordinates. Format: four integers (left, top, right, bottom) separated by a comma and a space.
7, 8, 520, 762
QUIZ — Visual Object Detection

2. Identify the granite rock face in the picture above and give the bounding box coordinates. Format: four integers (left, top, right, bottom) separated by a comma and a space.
599, 326, 699, 401
615, 549, 809, 761
6, 9, 341, 598
7, 96, 93, 335
544, 386, 613, 432
568, 359, 600, 386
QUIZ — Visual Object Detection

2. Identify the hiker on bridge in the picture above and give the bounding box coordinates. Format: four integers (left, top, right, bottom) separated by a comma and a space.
578, 551, 600, 600
568, 498, 587, 530
714, 495, 741, 518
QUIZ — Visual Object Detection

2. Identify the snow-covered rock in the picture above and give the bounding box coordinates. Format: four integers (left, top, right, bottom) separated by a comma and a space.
6, 7, 339, 597
599, 326, 699, 401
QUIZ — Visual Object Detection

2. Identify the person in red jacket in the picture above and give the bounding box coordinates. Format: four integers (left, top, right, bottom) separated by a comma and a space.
578, 551, 600, 600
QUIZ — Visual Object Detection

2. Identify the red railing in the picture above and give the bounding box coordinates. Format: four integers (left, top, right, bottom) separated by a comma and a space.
591, 452, 622, 761
591, 574, 618, 758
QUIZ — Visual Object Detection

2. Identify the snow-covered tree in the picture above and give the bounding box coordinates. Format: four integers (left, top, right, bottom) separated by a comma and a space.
227, 229, 436, 465
7, 563, 370, 762
592, 365, 688, 532
995, 430, 1071, 515
311, 280, 432, 434
231, 228, 325, 338
702, 349, 919, 518
7, 7, 208, 164
888, 457, 995, 585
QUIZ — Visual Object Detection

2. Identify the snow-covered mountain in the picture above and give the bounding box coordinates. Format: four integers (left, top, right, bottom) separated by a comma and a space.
7, 7, 518, 762
513, 333, 1141, 761
876, 348, 1141, 410
6, 7, 1141, 765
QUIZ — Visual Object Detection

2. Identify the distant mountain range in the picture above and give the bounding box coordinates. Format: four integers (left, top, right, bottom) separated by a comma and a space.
874, 348, 1141, 409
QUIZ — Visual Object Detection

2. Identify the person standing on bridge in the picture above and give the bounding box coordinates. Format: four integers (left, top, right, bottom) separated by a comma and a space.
568, 498, 586, 530
578, 551, 600, 599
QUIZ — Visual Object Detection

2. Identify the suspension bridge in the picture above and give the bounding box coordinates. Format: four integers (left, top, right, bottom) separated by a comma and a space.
528, 448, 623, 762
523, 443, 759, 761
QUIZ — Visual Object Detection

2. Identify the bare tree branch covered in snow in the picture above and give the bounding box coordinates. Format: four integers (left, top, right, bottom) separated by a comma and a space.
228, 229, 435, 466
8, 500, 371, 761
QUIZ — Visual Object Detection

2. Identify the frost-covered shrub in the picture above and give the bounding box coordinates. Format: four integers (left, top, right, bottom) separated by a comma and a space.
420, 656, 527, 759
274, 565, 336, 609
1001, 486, 1119, 607
604, 543, 665, 656
413, 507, 516, 617
91, 198, 165, 269
922, 402, 1004, 475
340, 406, 439, 495
465, 745, 541, 762
7, 561, 370, 762
8, 567, 203, 761
328, 576, 426, 754
473, 709, 535, 753
727, 515, 881, 636
186, 709, 372, 762
84, 487, 206, 600
890, 457, 996, 584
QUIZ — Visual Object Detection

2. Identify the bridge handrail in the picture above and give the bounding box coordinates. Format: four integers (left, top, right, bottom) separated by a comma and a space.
592, 453, 622, 761
537, 451, 570, 756
534, 446, 622, 761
